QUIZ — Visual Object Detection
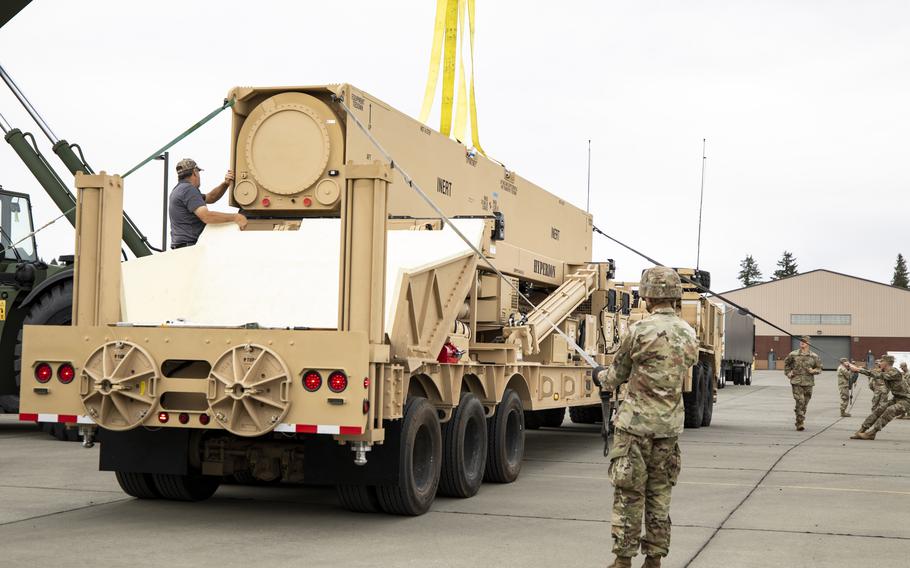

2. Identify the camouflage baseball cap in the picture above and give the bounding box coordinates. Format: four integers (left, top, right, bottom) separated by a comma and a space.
882, 355, 895, 364
799, 335, 811, 342
839, 357, 848, 363
175, 158, 203, 176
639, 266, 682, 300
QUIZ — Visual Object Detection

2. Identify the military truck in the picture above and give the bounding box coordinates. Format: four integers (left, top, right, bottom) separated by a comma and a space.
720, 308, 755, 386
567, 269, 723, 429
0, 187, 76, 441
20, 83, 669, 515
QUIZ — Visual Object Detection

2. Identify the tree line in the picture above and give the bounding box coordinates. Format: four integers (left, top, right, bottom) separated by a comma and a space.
737, 252, 909, 289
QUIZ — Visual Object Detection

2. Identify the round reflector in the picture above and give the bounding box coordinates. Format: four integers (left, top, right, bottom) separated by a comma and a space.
157, 412, 169, 424
328, 371, 348, 393
35, 363, 52, 383
199, 413, 211, 426
178, 413, 190, 425
57, 363, 76, 384
303, 370, 322, 392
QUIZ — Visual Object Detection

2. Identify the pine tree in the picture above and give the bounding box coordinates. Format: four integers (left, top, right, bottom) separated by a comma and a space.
893, 253, 909, 288
738, 255, 762, 287
772, 251, 798, 280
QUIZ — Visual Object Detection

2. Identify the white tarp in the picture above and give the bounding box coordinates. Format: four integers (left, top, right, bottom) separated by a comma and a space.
120, 219, 485, 331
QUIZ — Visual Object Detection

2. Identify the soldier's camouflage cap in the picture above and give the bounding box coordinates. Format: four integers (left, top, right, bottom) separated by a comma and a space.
639, 266, 682, 300
176, 158, 203, 176
839, 357, 848, 363
799, 335, 811, 342
881, 355, 895, 364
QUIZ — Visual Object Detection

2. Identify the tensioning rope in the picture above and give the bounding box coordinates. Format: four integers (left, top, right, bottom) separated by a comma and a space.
122, 98, 235, 178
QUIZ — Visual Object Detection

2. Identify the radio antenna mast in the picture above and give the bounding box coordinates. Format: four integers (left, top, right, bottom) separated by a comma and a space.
585, 139, 592, 213
696, 138, 707, 270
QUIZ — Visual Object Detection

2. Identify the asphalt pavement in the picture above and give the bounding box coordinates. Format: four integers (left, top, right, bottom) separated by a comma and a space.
1, 370, 908, 567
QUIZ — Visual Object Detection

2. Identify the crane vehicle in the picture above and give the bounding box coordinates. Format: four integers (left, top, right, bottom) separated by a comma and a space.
20, 83, 715, 515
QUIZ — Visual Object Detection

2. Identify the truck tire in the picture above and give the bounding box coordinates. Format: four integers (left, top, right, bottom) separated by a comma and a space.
745, 367, 752, 386
683, 363, 705, 429
14, 280, 74, 441
700, 364, 714, 427
484, 389, 524, 483
439, 393, 487, 498
540, 407, 566, 428
569, 405, 602, 424
115, 471, 160, 499
152, 473, 220, 501
376, 397, 442, 515
337, 485, 382, 513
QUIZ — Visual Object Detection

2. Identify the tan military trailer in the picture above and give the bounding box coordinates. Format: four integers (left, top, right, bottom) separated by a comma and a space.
19, 84, 639, 515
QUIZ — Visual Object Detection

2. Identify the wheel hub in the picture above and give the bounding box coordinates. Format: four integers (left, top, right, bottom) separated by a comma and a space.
81, 341, 159, 430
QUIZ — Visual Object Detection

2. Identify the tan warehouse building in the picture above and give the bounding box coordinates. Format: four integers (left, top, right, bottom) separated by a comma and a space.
719, 269, 910, 369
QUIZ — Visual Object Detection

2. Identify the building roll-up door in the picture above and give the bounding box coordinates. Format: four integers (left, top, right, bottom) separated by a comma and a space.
790, 336, 850, 370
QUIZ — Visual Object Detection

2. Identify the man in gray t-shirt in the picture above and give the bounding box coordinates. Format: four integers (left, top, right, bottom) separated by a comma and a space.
169, 158, 247, 248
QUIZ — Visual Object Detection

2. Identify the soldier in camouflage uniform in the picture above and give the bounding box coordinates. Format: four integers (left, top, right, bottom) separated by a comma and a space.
848, 355, 910, 439
835, 358, 853, 417
897, 362, 910, 419
867, 359, 890, 415
593, 267, 698, 568
783, 337, 823, 431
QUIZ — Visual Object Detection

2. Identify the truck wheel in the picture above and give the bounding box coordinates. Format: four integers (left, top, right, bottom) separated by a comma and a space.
484, 389, 524, 483
540, 407, 566, 428
569, 405, 602, 424
745, 368, 752, 386
152, 473, 220, 501
14, 280, 74, 441
376, 397, 442, 515
337, 485, 382, 513
700, 364, 714, 427
115, 471, 160, 499
683, 363, 705, 429
439, 393, 487, 498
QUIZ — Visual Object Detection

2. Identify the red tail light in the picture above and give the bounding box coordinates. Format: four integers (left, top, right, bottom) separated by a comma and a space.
158, 412, 169, 423
58, 363, 76, 384
199, 414, 211, 425
303, 370, 322, 392
178, 413, 190, 424
328, 371, 348, 393
35, 363, 52, 383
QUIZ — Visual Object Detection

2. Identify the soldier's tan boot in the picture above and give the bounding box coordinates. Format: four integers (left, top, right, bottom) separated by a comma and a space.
854, 430, 876, 440
642, 556, 662, 567
607, 556, 632, 568
840, 411, 851, 417
795, 423, 805, 431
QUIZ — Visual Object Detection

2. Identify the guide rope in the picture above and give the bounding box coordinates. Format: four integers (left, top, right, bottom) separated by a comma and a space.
122, 98, 235, 179
335, 92, 596, 368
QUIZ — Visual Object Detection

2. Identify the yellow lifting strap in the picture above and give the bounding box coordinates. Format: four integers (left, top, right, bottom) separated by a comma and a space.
417, 0, 484, 154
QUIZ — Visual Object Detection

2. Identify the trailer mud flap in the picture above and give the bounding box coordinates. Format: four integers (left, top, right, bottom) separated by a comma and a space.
99, 428, 190, 475
303, 419, 402, 486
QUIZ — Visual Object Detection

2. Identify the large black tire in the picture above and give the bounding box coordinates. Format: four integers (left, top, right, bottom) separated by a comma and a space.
376, 397, 442, 515
14, 280, 74, 441
439, 393, 487, 498
337, 485, 382, 513
701, 364, 714, 427
569, 405, 603, 424
484, 389, 524, 483
683, 363, 705, 429
152, 473, 220, 501
539, 407, 566, 428
745, 367, 752, 386
115, 471, 160, 499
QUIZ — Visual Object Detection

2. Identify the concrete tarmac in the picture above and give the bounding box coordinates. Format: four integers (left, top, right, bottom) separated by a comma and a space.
1, 370, 908, 567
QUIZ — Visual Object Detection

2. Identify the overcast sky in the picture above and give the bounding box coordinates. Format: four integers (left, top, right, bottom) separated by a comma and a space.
0, 0, 907, 292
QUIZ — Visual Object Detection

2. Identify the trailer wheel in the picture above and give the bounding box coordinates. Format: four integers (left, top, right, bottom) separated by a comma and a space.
700, 364, 714, 427
569, 405, 602, 424
376, 397, 442, 515
484, 389, 524, 483
115, 471, 160, 499
439, 393, 487, 498
152, 473, 220, 501
337, 485, 382, 513
683, 363, 705, 429
14, 280, 74, 441
745, 367, 752, 386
